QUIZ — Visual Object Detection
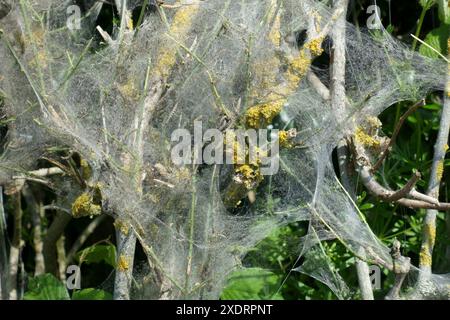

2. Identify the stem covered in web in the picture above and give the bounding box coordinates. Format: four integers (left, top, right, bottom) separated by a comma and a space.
330, 0, 374, 301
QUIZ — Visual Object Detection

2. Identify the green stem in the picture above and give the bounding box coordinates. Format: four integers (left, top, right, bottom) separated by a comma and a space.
412, 5, 429, 51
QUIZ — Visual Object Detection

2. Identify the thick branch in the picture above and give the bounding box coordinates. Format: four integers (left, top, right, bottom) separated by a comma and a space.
419, 39, 450, 276
330, 0, 373, 301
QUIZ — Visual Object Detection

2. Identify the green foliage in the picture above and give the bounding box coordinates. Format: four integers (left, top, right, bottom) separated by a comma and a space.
438, 0, 450, 24
24, 274, 70, 300
221, 268, 283, 300
419, 25, 450, 58
76, 244, 117, 268
72, 288, 113, 300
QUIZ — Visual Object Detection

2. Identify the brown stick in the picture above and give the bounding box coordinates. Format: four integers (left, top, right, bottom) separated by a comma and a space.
371, 99, 425, 172
358, 165, 450, 210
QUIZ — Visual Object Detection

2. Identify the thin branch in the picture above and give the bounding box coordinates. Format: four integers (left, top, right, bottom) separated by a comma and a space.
372, 99, 425, 172
43, 211, 72, 276
22, 185, 45, 276
56, 235, 67, 281
307, 71, 330, 101
384, 171, 421, 202
66, 215, 107, 264
358, 164, 450, 210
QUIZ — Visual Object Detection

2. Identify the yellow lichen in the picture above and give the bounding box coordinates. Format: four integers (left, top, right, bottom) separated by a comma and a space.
80, 158, 92, 181
267, 3, 281, 47
289, 50, 311, 80
154, 4, 199, 78
436, 160, 444, 181
354, 127, 381, 148
235, 164, 263, 190
419, 246, 432, 267
127, 13, 134, 31
118, 78, 139, 101
305, 37, 324, 56
72, 192, 101, 218
420, 223, 436, 267
245, 100, 284, 129
279, 130, 296, 148
114, 219, 130, 236
117, 255, 129, 271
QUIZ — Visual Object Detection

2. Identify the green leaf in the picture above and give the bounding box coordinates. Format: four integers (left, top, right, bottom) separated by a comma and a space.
221, 268, 283, 300
76, 244, 117, 267
72, 288, 113, 300
419, 25, 450, 59
359, 203, 374, 211
24, 274, 70, 300
422, 103, 441, 111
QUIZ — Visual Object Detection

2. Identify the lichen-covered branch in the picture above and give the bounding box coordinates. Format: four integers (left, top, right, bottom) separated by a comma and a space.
113, 1, 200, 299
418, 39, 450, 279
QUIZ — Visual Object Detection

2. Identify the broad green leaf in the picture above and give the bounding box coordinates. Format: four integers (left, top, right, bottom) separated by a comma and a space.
438, 0, 450, 24
419, 25, 450, 59
221, 268, 283, 300
76, 244, 117, 267
72, 288, 112, 300
422, 103, 441, 111
24, 274, 70, 300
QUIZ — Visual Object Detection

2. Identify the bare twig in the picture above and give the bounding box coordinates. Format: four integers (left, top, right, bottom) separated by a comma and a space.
385, 239, 411, 300
371, 99, 425, 173
66, 215, 107, 264
56, 235, 67, 281
43, 211, 72, 276
357, 164, 450, 210
22, 185, 45, 276
307, 71, 330, 101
